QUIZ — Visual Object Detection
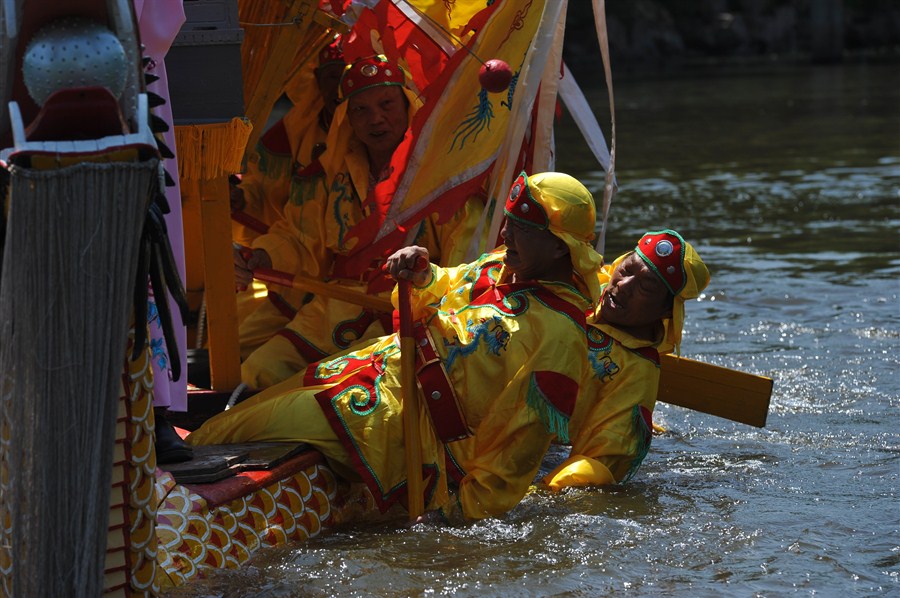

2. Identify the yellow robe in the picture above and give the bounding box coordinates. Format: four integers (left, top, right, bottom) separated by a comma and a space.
242, 129, 483, 388
190, 249, 592, 520
543, 283, 662, 490
232, 104, 329, 333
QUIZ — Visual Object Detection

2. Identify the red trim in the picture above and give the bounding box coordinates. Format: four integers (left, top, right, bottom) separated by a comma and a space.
275, 329, 328, 364
313, 368, 439, 513
266, 291, 299, 320
532, 371, 577, 418
231, 210, 270, 235
258, 119, 291, 155
627, 345, 661, 366
468, 280, 587, 332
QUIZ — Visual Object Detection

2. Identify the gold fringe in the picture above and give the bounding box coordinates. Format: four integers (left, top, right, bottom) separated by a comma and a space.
174, 117, 253, 181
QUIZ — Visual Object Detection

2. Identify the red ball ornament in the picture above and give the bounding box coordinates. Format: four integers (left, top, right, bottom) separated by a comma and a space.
478, 59, 512, 93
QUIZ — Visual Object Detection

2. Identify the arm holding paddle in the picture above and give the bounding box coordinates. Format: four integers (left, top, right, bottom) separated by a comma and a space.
233, 245, 271, 291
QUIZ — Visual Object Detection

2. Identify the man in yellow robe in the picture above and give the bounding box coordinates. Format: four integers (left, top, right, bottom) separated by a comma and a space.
543, 229, 710, 489
233, 55, 483, 388
231, 36, 346, 334
190, 171, 604, 521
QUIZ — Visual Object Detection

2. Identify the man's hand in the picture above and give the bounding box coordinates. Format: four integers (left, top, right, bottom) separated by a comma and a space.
384, 246, 430, 286
233, 244, 272, 291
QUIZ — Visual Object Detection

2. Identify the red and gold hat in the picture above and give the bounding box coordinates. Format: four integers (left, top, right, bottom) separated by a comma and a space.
635, 230, 687, 295
338, 55, 405, 101
317, 34, 344, 70
502, 171, 604, 304
633, 229, 710, 354
504, 172, 549, 229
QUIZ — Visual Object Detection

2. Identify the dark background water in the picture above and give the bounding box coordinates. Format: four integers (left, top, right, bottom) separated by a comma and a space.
171, 61, 899, 597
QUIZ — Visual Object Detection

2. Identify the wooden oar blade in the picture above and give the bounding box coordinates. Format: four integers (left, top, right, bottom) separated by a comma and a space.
657, 354, 773, 427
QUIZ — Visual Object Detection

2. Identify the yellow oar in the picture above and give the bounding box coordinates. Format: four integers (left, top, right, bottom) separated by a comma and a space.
252, 267, 393, 313
253, 268, 774, 427
398, 268, 425, 520
658, 353, 773, 427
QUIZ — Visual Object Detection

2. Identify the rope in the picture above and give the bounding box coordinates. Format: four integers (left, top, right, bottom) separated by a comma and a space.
195, 292, 207, 350
225, 383, 249, 410
239, 17, 309, 27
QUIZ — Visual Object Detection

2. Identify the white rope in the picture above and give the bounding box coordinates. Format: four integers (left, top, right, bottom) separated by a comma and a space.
195, 291, 207, 350
225, 382, 249, 411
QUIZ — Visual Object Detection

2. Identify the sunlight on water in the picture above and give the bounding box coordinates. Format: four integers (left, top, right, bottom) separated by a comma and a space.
167, 62, 899, 597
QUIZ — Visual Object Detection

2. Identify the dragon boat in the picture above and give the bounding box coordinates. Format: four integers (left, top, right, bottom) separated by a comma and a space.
0, 1, 772, 595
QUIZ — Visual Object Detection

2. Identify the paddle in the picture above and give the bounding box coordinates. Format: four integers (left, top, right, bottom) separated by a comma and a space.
252, 267, 774, 427
658, 353, 773, 427
251, 267, 393, 313
397, 258, 427, 520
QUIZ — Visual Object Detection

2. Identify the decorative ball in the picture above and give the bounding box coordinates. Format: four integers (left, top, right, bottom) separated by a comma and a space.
478, 59, 512, 93
23, 17, 127, 105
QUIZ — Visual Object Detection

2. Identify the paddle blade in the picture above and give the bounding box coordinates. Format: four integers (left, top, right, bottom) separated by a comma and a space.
657, 354, 773, 427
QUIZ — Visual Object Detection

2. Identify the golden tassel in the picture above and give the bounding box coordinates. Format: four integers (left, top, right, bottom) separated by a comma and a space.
173, 117, 253, 181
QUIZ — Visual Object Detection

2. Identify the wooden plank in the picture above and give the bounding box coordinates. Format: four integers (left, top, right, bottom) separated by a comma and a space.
199, 175, 242, 390
658, 353, 773, 427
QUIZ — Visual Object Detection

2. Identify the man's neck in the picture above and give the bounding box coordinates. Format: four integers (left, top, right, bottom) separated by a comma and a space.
367, 152, 391, 183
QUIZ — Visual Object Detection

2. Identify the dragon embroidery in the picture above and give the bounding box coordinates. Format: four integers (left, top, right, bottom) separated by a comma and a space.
330, 172, 355, 250
587, 327, 620, 382
443, 315, 510, 369
450, 88, 495, 151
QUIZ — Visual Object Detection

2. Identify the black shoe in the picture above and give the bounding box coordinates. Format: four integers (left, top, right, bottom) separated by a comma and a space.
155, 408, 193, 464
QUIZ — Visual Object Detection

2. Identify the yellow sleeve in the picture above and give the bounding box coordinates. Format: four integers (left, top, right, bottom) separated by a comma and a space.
456, 418, 555, 519
544, 351, 660, 489
251, 181, 331, 280
390, 257, 484, 319
543, 455, 617, 490
232, 152, 292, 246
422, 195, 487, 268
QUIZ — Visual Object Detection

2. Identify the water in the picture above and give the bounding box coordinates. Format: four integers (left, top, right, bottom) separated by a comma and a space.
170, 62, 899, 596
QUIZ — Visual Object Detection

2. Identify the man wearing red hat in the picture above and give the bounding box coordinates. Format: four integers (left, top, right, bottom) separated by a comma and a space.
191, 171, 602, 521
544, 229, 711, 490
233, 55, 483, 388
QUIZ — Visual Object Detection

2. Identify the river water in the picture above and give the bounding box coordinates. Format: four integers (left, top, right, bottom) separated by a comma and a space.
170, 61, 899, 596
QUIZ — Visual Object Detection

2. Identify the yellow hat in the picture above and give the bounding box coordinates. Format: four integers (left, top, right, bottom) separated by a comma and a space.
633, 229, 709, 354
504, 171, 604, 304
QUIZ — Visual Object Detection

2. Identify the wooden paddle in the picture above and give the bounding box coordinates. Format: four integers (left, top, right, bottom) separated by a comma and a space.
658, 353, 772, 427
397, 260, 426, 520
252, 268, 774, 427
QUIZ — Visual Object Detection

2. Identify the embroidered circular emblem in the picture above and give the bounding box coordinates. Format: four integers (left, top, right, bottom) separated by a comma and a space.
655, 239, 674, 257
667, 265, 676, 274
520, 203, 530, 213
510, 183, 521, 200
343, 384, 377, 415
361, 64, 378, 77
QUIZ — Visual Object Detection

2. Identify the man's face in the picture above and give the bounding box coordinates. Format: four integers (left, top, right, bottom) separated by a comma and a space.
500, 218, 567, 280
346, 86, 409, 158
315, 62, 345, 125
598, 252, 672, 330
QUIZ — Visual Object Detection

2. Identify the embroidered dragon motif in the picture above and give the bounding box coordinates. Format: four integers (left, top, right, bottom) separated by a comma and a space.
443, 315, 510, 369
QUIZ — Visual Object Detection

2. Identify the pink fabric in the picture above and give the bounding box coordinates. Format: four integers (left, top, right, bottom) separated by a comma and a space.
135, 0, 188, 411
